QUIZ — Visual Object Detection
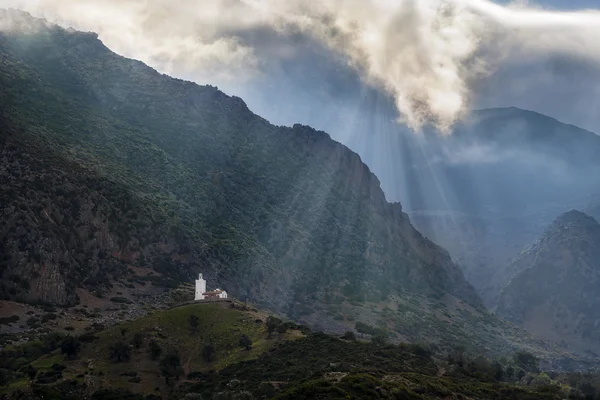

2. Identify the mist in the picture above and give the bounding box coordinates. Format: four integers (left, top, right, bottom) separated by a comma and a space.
2, 0, 600, 133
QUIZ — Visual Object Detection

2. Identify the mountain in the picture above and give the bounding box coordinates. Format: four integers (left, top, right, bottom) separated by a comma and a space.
0, 10, 511, 346
2, 10, 591, 360
496, 210, 600, 354
402, 108, 600, 306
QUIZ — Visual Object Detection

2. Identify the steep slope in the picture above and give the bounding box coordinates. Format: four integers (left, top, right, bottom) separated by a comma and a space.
0, 11, 485, 334
497, 211, 600, 354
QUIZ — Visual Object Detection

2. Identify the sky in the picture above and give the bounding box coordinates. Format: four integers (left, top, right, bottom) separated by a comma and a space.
509, 0, 598, 9
3, 0, 600, 135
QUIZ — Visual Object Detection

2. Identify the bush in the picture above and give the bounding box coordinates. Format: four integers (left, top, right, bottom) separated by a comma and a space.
189, 314, 200, 334
513, 351, 539, 373
266, 316, 282, 338
0, 315, 20, 325
148, 340, 162, 360
79, 333, 99, 343
132, 332, 144, 349
355, 321, 386, 337
41, 313, 58, 323
160, 351, 184, 384
110, 341, 131, 362
371, 334, 387, 346
239, 334, 252, 350
202, 343, 215, 363
60, 336, 81, 360
110, 297, 131, 304
187, 371, 205, 380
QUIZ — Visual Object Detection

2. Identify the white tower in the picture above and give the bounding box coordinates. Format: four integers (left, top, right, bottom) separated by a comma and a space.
195, 273, 207, 300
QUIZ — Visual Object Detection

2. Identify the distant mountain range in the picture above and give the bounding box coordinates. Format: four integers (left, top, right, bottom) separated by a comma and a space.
400, 108, 600, 306
497, 211, 600, 355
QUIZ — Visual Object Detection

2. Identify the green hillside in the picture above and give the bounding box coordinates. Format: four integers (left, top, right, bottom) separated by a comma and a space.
1, 302, 598, 399
1, 302, 305, 397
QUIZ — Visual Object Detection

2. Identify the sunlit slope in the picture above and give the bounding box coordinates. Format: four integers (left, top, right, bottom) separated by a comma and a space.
0, 10, 479, 312
5, 302, 304, 397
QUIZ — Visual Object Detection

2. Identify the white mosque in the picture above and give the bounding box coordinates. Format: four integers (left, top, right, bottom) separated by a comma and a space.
194, 273, 228, 300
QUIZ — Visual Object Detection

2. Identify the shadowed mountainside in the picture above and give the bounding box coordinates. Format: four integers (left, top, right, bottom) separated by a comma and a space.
497, 211, 600, 355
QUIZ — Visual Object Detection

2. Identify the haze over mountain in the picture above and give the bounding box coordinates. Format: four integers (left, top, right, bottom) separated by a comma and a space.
497, 211, 600, 355
3, 2, 600, 399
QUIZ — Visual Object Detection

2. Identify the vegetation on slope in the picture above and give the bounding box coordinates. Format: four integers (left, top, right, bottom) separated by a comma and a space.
0, 302, 305, 397
0, 302, 599, 399
0, 10, 594, 362
0, 9, 480, 313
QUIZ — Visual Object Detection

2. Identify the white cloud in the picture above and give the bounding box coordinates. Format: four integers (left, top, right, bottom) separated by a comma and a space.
2, 0, 600, 133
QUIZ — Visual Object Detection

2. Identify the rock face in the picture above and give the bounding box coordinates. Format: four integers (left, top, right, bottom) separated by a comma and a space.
0, 11, 481, 313
496, 210, 600, 353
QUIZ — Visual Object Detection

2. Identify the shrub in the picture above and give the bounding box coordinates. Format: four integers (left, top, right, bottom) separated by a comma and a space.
202, 343, 215, 363
160, 351, 184, 384
109, 341, 131, 362
110, 297, 131, 304
41, 313, 58, 323
239, 334, 252, 350
0, 315, 20, 325
189, 314, 199, 334
148, 340, 162, 360
266, 316, 282, 338
132, 332, 144, 349
60, 336, 81, 360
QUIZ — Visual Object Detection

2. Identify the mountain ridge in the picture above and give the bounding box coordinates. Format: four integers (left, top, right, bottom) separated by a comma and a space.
496, 210, 600, 354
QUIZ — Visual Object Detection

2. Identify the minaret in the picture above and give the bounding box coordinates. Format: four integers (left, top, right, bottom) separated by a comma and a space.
195, 273, 206, 300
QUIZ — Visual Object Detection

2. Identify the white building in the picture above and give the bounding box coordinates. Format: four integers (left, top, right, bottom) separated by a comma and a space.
194, 273, 228, 300
194, 273, 207, 300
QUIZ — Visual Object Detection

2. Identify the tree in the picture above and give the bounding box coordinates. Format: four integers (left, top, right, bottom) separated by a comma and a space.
110, 341, 132, 362
277, 324, 287, 334
132, 332, 144, 349
342, 331, 356, 341
120, 327, 128, 337
513, 351, 539, 373
506, 365, 515, 380
189, 314, 200, 334
159, 351, 184, 384
202, 343, 215, 363
239, 334, 252, 350
266, 316, 282, 339
25, 365, 37, 381
60, 336, 81, 360
371, 333, 387, 346
149, 340, 162, 360
493, 361, 505, 381
448, 345, 467, 368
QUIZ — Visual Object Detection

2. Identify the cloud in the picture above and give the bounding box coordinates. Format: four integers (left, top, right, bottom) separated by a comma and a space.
2, 0, 600, 132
